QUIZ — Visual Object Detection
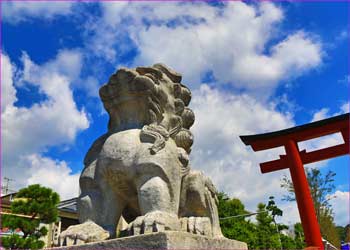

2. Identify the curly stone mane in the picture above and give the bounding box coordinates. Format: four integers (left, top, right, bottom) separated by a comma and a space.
99, 63, 195, 154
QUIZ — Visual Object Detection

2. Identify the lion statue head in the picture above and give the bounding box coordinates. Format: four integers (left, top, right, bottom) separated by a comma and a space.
99, 63, 195, 155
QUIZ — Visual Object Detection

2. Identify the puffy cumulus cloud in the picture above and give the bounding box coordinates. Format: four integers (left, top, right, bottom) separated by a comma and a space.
189, 85, 294, 211
329, 191, 350, 226
3, 51, 89, 161
340, 102, 349, 113
21, 49, 83, 86
1, 52, 88, 199
94, 1, 321, 96
20, 49, 100, 98
2, 2, 74, 24
271, 32, 322, 75
311, 103, 349, 123
24, 154, 80, 200
311, 108, 331, 122
1, 54, 17, 112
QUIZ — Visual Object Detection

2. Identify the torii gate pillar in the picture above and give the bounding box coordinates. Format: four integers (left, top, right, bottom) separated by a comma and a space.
285, 140, 322, 248
240, 113, 350, 250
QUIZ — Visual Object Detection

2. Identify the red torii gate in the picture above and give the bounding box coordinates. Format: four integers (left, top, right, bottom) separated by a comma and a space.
240, 113, 349, 250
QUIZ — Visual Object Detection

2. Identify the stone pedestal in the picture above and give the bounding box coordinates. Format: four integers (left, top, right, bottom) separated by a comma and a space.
51, 231, 248, 250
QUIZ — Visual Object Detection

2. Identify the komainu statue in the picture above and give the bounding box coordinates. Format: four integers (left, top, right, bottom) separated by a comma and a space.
60, 64, 223, 245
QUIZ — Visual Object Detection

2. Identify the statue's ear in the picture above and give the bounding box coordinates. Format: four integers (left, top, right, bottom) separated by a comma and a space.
153, 63, 182, 83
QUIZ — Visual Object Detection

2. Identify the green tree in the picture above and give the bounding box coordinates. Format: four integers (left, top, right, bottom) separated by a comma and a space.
294, 222, 306, 249
345, 224, 350, 242
217, 192, 258, 249
281, 168, 339, 246
281, 168, 336, 219
255, 202, 279, 249
338, 224, 350, 243
218, 193, 300, 249
1, 184, 60, 249
336, 225, 347, 242
280, 234, 297, 249
319, 208, 340, 248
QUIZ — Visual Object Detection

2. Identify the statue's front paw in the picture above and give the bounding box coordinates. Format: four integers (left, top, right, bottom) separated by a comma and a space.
127, 211, 181, 236
59, 221, 110, 246
180, 217, 212, 236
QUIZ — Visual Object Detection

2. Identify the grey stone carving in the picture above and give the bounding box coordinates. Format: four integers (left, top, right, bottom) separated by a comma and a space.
60, 64, 223, 246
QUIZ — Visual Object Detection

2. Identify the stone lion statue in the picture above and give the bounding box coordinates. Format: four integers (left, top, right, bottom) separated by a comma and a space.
60, 64, 223, 246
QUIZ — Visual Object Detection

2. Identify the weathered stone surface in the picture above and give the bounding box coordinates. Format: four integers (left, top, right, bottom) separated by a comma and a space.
59, 221, 109, 246
54, 231, 248, 250
59, 64, 241, 246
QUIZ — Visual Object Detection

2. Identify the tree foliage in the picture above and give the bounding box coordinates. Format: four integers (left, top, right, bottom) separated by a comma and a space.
255, 202, 281, 249
2, 184, 60, 249
218, 192, 258, 247
294, 222, 306, 249
319, 208, 340, 248
346, 225, 350, 242
281, 168, 336, 218
218, 193, 300, 249
337, 224, 350, 243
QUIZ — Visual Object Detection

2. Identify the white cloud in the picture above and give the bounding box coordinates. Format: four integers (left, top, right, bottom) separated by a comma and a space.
311, 103, 349, 123
329, 191, 350, 226
340, 102, 349, 113
1, 54, 17, 113
311, 108, 330, 122
2, 2, 74, 24
271, 31, 322, 77
1, 52, 89, 199
3, 51, 89, 161
21, 49, 83, 86
190, 85, 294, 211
24, 154, 80, 200
92, 1, 322, 97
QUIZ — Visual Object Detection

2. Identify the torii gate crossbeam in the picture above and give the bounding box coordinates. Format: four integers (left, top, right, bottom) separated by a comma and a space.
240, 113, 350, 250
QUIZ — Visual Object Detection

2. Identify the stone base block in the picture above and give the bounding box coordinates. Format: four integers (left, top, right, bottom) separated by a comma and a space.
50, 231, 248, 250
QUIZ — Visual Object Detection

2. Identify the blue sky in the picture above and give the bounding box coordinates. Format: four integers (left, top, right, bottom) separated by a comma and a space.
1, 1, 349, 227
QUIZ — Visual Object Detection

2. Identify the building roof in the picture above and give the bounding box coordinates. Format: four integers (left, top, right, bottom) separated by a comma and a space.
57, 197, 78, 214
1, 193, 78, 218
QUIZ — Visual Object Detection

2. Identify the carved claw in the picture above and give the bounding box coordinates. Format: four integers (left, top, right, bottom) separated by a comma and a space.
59, 221, 110, 246
180, 217, 212, 236
127, 211, 180, 236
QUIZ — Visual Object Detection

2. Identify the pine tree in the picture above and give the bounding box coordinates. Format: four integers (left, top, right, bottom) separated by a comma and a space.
1, 184, 60, 249
255, 202, 281, 249
218, 192, 258, 248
